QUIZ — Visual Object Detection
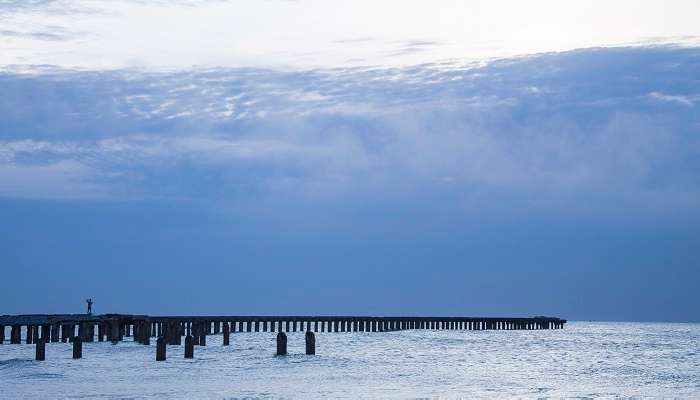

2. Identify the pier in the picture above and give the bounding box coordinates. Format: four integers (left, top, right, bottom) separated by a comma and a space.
0, 314, 566, 360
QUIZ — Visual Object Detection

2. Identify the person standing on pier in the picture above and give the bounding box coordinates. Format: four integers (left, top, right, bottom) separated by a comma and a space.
86, 298, 93, 314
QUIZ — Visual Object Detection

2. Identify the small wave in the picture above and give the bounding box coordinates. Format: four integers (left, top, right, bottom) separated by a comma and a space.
0, 358, 33, 369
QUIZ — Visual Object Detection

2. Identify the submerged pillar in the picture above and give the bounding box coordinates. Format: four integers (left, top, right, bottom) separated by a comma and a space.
26, 325, 33, 344
11, 325, 21, 344
276, 332, 287, 356
156, 337, 166, 361
72, 336, 82, 359
35, 338, 46, 361
223, 322, 230, 346
51, 324, 60, 343
305, 331, 315, 355
185, 335, 194, 358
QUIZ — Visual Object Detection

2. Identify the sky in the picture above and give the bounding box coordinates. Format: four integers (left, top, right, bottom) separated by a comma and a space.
1, 1, 699, 322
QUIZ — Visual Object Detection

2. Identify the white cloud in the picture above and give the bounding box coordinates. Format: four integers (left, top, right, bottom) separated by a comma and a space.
2, 0, 700, 69
648, 92, 695, 106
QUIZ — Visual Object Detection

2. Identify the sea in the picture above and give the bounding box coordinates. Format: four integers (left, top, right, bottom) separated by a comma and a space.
1, 322, 698, 399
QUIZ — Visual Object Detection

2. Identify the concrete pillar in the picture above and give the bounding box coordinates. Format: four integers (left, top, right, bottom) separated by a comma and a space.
72, 336, 82, 359
156, 337, 166, 361
305, 331, 315, 355
41, 325, 50, 342
199, 331, 206, 346
50, 324, 59, 343
255, 320, 260, 332
26, 325, 34, 344
185, 335, 194, 358
35, 338, 46, 361
142, 322, 151, 345
11, 325, 21, 344
0, 324, 4, 344
276, 332, 287, 356
223, 322, 230, 346
314, 321, 319, 332
285, 321, 290, 332
262, 320, 268, 332
246, 321, 252, 332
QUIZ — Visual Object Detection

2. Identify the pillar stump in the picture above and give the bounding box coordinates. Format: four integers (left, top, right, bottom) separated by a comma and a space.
185, 335, 194, 358
35, 338, 46, 361
223, 323, 230, 346
72, 336, 82, 359
156, 337, 166, 361
305, 331, 315, 355
276, 332, 287, 356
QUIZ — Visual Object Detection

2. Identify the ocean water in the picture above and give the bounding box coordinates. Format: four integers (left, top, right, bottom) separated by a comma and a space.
1, 322, 698, 399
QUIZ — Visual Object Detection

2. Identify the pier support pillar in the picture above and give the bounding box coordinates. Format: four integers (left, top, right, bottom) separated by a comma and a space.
50, 324, 59, 342
72, 336, 82, 359
276, 332, 287, 356
305, 331, 315, 355
223, 322, 230, 346
35, 338, 46, 361
11, 325, 21, 344
185, 335, 194, 358
156, 337, 166, 361
142, 322, 151, 345
26, 325, 33, 344
0, 324, 4, 344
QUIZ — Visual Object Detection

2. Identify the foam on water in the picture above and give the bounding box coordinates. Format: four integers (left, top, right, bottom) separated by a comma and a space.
1, 322, 698, 399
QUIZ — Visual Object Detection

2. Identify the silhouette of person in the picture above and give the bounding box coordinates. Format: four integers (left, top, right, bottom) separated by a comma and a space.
86, 298, 93, 314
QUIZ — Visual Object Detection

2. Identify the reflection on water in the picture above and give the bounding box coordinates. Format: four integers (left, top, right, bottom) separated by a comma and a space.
1, 322, 699, 399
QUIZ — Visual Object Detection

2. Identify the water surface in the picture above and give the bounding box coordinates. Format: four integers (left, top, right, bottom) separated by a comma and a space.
1, 322, 698, 398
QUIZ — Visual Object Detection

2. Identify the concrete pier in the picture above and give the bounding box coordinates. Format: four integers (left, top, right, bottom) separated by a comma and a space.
0, 313, 567, 359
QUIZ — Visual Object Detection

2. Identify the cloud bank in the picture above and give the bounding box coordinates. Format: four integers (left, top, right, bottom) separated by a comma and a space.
0, 46, 698, 220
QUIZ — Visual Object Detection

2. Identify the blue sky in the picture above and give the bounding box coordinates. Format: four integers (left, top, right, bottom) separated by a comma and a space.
1, 1, 699, 321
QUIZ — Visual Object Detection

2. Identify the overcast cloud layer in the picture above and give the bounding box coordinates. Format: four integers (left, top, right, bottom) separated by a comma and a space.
2, 47, 699, 218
